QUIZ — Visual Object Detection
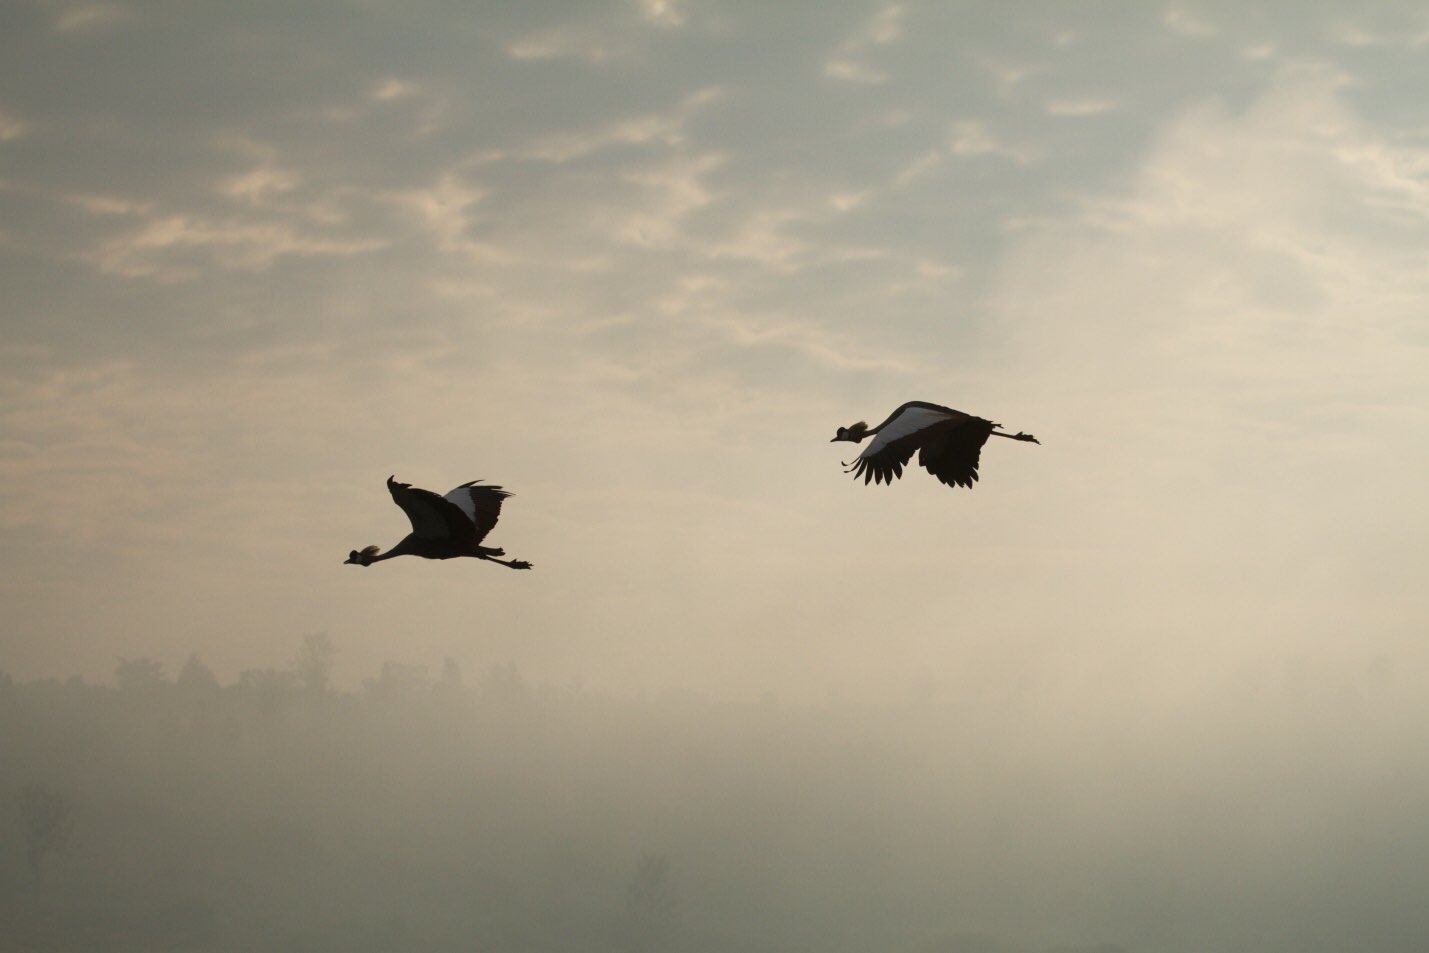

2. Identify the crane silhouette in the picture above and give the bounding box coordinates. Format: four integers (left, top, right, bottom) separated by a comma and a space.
832, 401, 1039, 489
345, 476, 532, 569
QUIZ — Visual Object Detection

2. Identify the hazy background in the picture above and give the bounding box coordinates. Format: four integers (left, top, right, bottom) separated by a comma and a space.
3, 647, 1424, 953
3, 0, 1428, 949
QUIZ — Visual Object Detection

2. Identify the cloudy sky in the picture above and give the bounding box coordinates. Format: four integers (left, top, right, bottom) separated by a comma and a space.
2, 0, 1426, 701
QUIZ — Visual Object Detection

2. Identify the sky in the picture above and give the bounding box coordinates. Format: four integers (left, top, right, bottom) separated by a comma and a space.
2, 0, 1427, 704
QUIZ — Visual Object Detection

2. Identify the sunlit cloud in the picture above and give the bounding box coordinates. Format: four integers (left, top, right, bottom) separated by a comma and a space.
611, 152, 724, 247
392, 171, 484, 240
54, 2, 128, 33
0, 108, 27, 141
706, 207, 809, 266
506, 6, 676, 66
824, 3, 904, 85
823, 59, 887, 85
973, 54, 1047, 98
61, 190, 151, 216
1163, 8, 1217, 38
1044, 97, 1119, 117
0, 175, 152, 218
94, 213, 386, 279
499, 87, 722, 164
0, 360, 182, 540
221, 162, 300, 205
828, 190, 872, 212
891, 149, 942, 187
507, 32, 615, 63
639, 0, 684, 29
999, 65, 1429, 597
1326, 16, 1429, 49
386, 171, 515, 266
947, 119, 1035, 164
523, 114, 686, 162
370, 77, 420, 103
702, 312, 922, 374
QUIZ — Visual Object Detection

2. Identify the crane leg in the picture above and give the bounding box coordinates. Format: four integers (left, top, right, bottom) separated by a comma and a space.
483, 555, 533, 570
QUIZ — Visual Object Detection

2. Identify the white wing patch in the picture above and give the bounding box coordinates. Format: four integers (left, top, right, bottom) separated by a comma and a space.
443, 486, 478, 524
860, 405, 964, 458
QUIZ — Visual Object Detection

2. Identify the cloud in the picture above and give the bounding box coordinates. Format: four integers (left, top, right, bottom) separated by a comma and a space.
508, 30, 622, 64
639, 0, 684, 29
4, 0, 1426, 712
612, 152, 724, 247
478, 87, 722, 165
1164, 8, 1217, 38
972, 53, 1048, 99
0, 359, 189, 541
0, 108, 28, 141
53, 2, 128, 33
947, 120, 1035, 164
1044, 97, 1119, 117
983, 63, 1429, 671
0, 175, 152, 219
1326, 14, 1429, 49
220, 160, 301, 207
505, 3, 699, 65
94, 211, 386, 279
387, 172, 497, 260
369, 78, 420, 103
824, 3, 904, 85
699, 311, 922, 374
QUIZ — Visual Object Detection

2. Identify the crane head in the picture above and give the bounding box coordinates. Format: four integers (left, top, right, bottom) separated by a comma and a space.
830, 421, 869, 443
344, 545, 380, 566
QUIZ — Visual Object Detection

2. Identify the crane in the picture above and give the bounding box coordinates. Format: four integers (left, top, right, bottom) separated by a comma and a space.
832, 401, 1038, 489
345, 476, 532, 569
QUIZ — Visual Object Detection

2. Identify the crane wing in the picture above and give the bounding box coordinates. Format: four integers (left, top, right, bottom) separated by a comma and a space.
387, 476, 474, 542
847, 402, 977, 486
444, 481, 513, 545
916, 417, 995, 488
846, 442, 916, 485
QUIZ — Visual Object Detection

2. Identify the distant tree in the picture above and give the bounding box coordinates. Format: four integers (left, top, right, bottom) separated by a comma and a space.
363, 661, 429, 700
114, 656, 166, 692
237, 667, 298, 692
176, 654, 221, 694
236, 667, 298, 715
18, 784, 74, 885
618, 852, 677, 952
481, 661, 529, 706
433, 657, 464, 702
293, 632, 337, 694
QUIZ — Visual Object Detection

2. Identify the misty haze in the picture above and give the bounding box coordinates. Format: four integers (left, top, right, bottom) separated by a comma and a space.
5, 0, 1429, 951
5, 638, 1423, 952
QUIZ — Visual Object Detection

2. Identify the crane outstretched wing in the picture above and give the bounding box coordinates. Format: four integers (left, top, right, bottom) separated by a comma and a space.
916, 420, 994, 488
444, 481, 513, 545
846, 442, 917, 485
387, 476, 474, 542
